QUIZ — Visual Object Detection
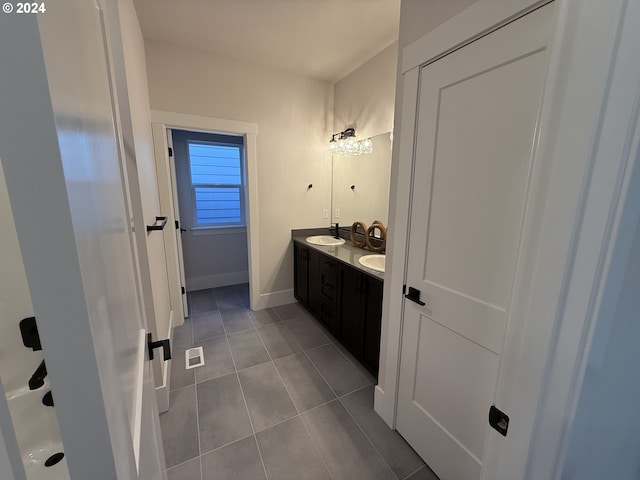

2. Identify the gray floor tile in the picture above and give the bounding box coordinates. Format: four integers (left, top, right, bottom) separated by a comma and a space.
213, 286, 244, 310
234, 283, 250, 307
256, 323, 302, 359
194, 336, 235, 384
404, 466, 440, 480
170, 344, 195, 391
249, 308, 281, 327
221, 307, 254, 333
197, 374, 253, 453
238, 362, 297, 432
306, 344, 371, 396
273, 302, 307, 321
274, 353, 335, 412
160, 386, 199, 468
201, 436, 266, 480
167, 457, 201, 480
173, 321, 194, 349
192, 310, 225, 342
341, 386, 425, 479
333, 341, 377, 384
190, 289, 217, 314
284, 316, 331, 350
315, 322, 339, 344
301, 401, 396, 480
227, 329, 271, 370
256, 417, 332, 480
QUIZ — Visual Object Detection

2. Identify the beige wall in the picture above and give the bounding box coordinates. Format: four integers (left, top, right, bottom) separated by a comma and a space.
398, 0, 477, 50
333, 42, 398, 139
145, 41, 333, 300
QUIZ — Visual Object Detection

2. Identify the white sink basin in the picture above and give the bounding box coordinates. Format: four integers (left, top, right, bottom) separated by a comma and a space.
358, 254, 385, 273
306, 235, 346, 246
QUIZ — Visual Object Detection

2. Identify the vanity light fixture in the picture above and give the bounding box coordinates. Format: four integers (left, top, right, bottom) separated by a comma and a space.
329, 128, 373, 156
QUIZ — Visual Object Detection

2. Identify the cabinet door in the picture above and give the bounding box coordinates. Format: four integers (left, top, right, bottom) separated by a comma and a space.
307, 248, 321, 316
293, 243, 308, 305
319, 258, 338, 333
337, 265, 363, 358
362, 277, 383, 375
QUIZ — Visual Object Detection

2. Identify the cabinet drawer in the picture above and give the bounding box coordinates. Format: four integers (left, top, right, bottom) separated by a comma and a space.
319, 301, 337, 333
320, 275, 337, 303
320, 258, 337, 275
320, 260, 337, 303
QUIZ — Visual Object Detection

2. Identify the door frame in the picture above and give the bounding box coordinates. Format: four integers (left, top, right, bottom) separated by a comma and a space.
164, 131, 189, 319
150, 110, 260, 311
376, 0, 640, 477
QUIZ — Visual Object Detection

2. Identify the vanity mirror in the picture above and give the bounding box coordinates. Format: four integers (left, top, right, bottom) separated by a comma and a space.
331, 131, 392, 233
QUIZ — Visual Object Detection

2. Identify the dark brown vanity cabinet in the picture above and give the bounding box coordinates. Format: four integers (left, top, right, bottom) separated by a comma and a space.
318, 257, 338, 333
337, 264, 383, 375
293, 240, 383, 376
294, 243, 320, 315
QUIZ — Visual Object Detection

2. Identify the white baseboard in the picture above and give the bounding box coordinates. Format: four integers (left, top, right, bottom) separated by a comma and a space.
186, 271, 249, 291
374, 385, 394, 428
252, 288, 295, 311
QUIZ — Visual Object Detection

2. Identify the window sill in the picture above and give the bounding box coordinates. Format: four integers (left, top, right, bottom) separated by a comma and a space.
191, 226, 247, 236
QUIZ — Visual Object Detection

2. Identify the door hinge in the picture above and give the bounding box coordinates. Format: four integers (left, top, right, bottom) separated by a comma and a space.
175, 220, 180, 230
402, 284, 406, 295
489, 405, 509, 436
168, 147, 173, 157
181, 286, 186, 295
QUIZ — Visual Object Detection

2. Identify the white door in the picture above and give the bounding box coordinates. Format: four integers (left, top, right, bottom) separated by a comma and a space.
396, 5, 554, 480
0, 2, 166, 478
110, 0, 176, 409
140, 127, 174, 407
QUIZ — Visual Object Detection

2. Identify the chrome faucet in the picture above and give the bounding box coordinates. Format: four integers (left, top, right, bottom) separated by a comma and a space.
28, 359, 47, 390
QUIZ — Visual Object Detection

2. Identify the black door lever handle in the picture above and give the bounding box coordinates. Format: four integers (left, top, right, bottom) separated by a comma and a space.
405, 286, 426, 306
147, 333, 171, 361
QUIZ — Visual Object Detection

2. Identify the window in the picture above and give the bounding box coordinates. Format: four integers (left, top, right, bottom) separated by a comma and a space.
187, 140, 245, 228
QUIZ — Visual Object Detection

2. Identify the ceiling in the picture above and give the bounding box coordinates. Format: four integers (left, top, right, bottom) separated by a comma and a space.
133, 0, 401, 83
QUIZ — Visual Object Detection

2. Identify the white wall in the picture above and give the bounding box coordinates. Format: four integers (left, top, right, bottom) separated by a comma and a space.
398, 0, 478, 50
333, 42, 398, 138
561, 167, 640, 479
145, 41, 333, 300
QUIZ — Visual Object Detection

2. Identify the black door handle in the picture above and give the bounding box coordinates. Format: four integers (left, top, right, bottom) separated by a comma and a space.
180, 228, 187, 233
405, 286, 426, 306
146, 216, 168, 232
147, 333, 171, 361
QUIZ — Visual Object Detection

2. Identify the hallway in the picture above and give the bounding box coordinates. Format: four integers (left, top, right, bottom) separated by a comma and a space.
160, 285, 436, 480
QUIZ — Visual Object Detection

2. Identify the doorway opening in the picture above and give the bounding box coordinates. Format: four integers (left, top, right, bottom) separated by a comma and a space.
171, 128, 250, 303
150, 110, 259, 313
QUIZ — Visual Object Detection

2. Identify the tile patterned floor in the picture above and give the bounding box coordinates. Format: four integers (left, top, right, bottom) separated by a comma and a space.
161, 284, 438, 480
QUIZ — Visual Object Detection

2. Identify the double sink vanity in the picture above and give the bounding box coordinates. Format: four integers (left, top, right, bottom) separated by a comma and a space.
291, 131, 392, 377
292, 230, 385, 376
